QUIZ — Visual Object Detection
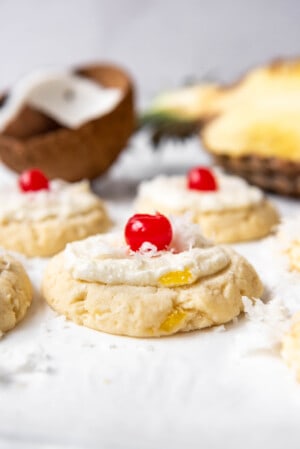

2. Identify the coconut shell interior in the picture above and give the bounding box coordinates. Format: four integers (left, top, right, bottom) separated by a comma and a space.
0, 64, 135, 181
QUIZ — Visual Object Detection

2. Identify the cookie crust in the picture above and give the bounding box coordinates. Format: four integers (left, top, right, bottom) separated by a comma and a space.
0, 254, 33, 333
135, 198, 279, 243
282, 312, 300, 381
0, 205, 110, 257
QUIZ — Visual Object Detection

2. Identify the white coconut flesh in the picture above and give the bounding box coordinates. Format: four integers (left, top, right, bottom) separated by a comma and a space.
0, 71, 123, 131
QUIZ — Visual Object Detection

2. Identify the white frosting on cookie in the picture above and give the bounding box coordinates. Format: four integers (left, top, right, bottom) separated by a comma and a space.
136, 171, 263, 212
0, 180, 101, 223
64, 219, 230, 287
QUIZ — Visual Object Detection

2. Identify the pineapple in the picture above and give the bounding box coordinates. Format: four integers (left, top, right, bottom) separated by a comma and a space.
143, 58, 300, 194
201, 60, 300, 195
141, 83, 221, 143
203, 59, 300, 162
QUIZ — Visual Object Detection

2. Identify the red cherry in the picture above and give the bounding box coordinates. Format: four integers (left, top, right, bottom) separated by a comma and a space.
125, 213, 173, 252
187, 167, 218, 191
18, 169, 49, 192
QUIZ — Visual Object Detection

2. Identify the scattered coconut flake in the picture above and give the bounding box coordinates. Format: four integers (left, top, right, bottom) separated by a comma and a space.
242, 296, 289, 323
277, 215, 300, 249
0, 345, 55, 385
235, 297, 291, 356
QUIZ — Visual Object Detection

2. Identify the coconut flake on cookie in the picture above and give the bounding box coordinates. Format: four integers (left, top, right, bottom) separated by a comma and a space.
170, 214, 211, 251
136, 168, 264, 213
0, 169, 102, 223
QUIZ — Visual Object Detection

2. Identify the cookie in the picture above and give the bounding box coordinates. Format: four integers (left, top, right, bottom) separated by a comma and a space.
42, 215, 263, 337
0, 254, 33, 333
282, 312, 300, 381
0, 169, 111, 257
135, 167, 279, 243
277, 216, 300, 271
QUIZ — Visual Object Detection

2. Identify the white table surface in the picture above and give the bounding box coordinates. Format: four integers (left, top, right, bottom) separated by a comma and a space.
0, 133, 300, 449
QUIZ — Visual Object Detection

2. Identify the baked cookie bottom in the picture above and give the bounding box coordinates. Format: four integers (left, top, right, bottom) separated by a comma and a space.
282, 312, 300, 381
42, 248, 263, 337
0, 206, 111, 257
135, 199, 279, 243
0, 254, 33, 333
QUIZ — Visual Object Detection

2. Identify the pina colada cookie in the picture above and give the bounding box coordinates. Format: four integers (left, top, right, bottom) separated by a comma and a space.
0, 169, 110, 257
42, 213, 263, 337
135, 166, 279, 243
0, 253, 32, 333
282, 313, 300, 381
276, 218, 300, 380
277, 215, 300, 272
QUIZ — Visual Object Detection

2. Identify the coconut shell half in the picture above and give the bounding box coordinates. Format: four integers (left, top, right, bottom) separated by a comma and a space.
0, 64, 135, 181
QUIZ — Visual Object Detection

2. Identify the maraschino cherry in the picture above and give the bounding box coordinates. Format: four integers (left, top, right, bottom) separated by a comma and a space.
125, 213, 173, 252
187, 166, 218, 192
19, 169, 49, 192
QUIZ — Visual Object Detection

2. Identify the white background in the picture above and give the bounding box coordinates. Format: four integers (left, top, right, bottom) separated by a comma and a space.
0, 0, 299, 102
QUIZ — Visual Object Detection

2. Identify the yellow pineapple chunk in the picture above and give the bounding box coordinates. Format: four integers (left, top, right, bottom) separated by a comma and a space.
158, 268, 192, 287
159, 309, 187, 333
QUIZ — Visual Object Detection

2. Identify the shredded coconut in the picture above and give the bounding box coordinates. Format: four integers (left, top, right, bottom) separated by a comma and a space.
0, 345, 55, 385
235, 297, 291, 356
170, 214, 211, 251
242, 296, 289, 324
277, 214, 300, 248
137, 241, 161, 257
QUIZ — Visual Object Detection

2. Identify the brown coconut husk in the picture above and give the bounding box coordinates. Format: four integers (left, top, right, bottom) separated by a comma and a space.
0, 64, 135, 181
